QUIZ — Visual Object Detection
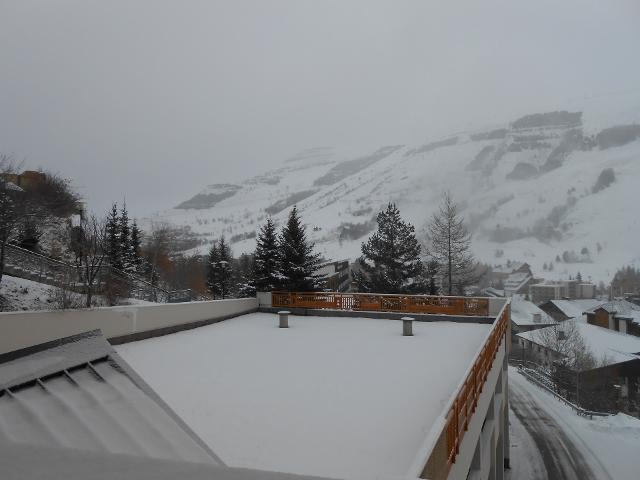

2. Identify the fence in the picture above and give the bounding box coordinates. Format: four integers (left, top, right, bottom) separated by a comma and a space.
273, 291, 507, 479
421, 301, 510, 480
4, 244, 202, 303
271, 291, 490, 316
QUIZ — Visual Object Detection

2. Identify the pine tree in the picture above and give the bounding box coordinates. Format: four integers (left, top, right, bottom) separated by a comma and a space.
235, 253, 256, 297
278, 206, 325, 291
119, 202, 132, 273
207, 236, 234, 298
206, 241, 219, 295
129, 220, 143, 274
355, 203, 424, 294
576, 271, 583, 283
253, 217, 281, 291
428, 192, 476, 295
106, 203, 122, 269
425, 259, 440, 295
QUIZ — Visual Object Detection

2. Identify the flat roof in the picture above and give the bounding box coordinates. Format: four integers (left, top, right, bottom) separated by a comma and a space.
117, 313, 491, 479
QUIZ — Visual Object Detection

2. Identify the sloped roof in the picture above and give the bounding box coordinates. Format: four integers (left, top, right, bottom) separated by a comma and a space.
585, 299, 640, 316
547, 299, 604, 318
0, 330, 221, 466
510, 296, 556, 326
517, 321, 640, 366
504, 272, 532, 292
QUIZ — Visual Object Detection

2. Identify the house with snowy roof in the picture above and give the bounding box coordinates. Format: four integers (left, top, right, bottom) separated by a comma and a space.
0, 292, 511, 480
539, 298, 604, 322
585, 300, 640, 337
517, 320, 640, 415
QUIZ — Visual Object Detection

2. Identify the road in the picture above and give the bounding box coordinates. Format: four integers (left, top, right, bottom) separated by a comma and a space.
508, 367, 613, 480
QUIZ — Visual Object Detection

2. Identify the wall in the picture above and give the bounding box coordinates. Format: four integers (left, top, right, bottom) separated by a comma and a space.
0, 298, 258, 354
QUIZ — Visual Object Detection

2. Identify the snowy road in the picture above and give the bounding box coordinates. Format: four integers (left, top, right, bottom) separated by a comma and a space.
509, 370, 611, 480
507, 366, 627, 480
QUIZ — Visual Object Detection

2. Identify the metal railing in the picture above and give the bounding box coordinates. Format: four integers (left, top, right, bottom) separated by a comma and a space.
271, 291, 490, 316
421, 301, 510, 480
3, 244, 192, 304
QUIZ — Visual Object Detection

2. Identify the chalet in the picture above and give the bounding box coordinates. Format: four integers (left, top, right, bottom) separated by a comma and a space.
509, 296, 556, 348
539, 299, 604, 322
584, 300, 640, 336
517, 321, 640, 415
490, 262, 532, 288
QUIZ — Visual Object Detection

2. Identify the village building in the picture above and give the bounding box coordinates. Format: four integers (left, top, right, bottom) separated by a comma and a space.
516, 320, 640, 415
584, 300, 640, 336
539, 299, 604, 322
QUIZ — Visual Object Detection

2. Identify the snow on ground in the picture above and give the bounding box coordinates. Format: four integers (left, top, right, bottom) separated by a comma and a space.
509, 366, 640, 480
117, 313, 491, 480
0, 275, 158, 312
0, 275, 59, 311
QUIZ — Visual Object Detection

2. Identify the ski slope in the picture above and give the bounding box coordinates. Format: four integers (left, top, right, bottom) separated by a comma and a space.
145, 93, 640, 283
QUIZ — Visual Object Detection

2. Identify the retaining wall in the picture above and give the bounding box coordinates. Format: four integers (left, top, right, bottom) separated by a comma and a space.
0, 298, 258, 354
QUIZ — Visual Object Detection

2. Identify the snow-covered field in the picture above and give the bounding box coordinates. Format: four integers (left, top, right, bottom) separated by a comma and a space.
145, 93, 640, 284
509, 366, 640, 480
117, 313, 491, 479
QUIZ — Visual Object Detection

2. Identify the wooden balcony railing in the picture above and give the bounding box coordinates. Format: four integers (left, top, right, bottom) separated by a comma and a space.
271, 291, 490, 317
272, 291, 509, 479
421, 302, 510, 480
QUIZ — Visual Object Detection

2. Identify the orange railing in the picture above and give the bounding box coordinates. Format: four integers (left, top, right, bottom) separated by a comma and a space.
421, 302, 510, 480
271, 291, 490, 317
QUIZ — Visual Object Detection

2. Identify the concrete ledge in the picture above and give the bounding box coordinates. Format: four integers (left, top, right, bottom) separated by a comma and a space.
109, 308, 257, 345
258, 307, 494, 324
0, 298, 259, 354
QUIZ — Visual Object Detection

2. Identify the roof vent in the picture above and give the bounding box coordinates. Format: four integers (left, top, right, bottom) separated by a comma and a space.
402, 317, 414, 336
532, 313, 541, 323
278, 311, 290, 329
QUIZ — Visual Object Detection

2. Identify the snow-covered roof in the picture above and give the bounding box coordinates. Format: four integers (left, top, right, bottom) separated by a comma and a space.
510, 296, 556, 326
117, 313, 492, 479
504, 272, 531, 293
585, 299, 640, 317
546, 299, 604, 319
517, 320, 640, 366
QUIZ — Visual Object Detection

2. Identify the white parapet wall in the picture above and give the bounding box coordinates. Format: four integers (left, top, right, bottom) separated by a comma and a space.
0, 297, 258, 355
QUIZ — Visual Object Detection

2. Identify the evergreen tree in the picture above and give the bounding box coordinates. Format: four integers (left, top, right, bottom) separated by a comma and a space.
235, 253, 256, 297
207, 236, 234, 298
428, 192, 476, 295
106, 203, 122, 269
119, 202, 132, 273
278, 206, 325, 291
355, 203, 424, 294
253, 217, 281, 291
129, 220, 143, 273
425, 259, 440, 295
576, 271, 583, 283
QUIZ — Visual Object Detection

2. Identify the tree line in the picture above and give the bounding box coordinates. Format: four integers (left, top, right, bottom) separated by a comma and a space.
206, 206, 325, 298
355, 193, 478, 295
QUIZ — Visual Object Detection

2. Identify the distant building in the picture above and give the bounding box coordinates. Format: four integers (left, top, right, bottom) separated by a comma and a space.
0, 170, 47, 191
509, 296, 556, 348
503, 271, 535, 296
490, 262, 532, 288
584, 300, 640, 336
317, 259, 351, 292
529, 283, 565, 305
529, 279, 596, 305
517, 321, 640, 415
539, 299, 604, 322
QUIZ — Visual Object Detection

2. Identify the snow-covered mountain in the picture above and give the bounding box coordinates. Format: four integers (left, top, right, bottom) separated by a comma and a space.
145, 92, 640, 283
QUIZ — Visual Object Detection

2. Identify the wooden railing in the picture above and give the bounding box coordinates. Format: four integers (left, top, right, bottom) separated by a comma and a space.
421, 302, 510, 480
271, 291, 490, 317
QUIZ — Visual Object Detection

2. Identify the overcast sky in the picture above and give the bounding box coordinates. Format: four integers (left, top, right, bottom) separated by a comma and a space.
1, 0, 639, 217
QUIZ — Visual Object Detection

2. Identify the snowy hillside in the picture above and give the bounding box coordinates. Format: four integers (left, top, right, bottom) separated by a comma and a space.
145, 93, 640, 283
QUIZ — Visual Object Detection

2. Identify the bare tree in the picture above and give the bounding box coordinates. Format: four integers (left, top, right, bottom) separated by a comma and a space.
0, 155, 25, 286
428, 192, 476, 295
77, 215, 107, 307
